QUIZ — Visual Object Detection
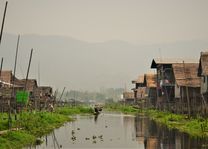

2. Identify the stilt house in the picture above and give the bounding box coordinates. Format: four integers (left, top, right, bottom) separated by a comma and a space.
143, 74, 157, 107
150, 58, 198, 111
172, 63, 201, 114
132, 75, 146, 101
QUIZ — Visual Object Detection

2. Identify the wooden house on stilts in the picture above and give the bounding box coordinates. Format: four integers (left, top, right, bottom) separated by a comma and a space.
132, 75, 146, 102
143, 74, 157, 107
198, 51, 208, 115
172, 63, 201, 115
150, 58, 200, 113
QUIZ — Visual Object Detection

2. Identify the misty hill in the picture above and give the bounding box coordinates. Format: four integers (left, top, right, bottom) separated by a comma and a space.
0, 33, 207, 91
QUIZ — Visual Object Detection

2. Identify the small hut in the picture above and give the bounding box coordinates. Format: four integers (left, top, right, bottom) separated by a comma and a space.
172, 63, 201, 115
132, 75, 146, 101
144, 74, 157, 107
0, 82, 23, 112
123, 92, 135, 105
15, 79, 38, 98
35, 86, 54, 109
0, 70, 13, 84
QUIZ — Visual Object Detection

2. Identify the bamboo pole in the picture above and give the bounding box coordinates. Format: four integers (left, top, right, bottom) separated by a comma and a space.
24, 49, 33, 112
0, 57, 3, 117
0, 57, 3, 80
0, 1, 8, 46
8, 35, 20, 129
24, 49, 33, 90
59, 87, 66, 102
12, 35, 20, 121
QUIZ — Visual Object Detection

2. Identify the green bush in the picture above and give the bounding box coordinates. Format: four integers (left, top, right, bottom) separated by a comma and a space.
0, 131, 35, 149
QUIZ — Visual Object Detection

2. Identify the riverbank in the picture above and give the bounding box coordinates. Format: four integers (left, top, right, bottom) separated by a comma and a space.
0, 106, 94, 149
104, 104, 208, 138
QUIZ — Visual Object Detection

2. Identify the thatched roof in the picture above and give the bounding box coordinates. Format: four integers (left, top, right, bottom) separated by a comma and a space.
132, 75, 144, 84
0, 80, 22, 88
151, 58, 198, 68
198, 52, 208, 76
0, 70, 12, 83
172, 63, 200, 87
38, 86, 52, 94
15, 79, 38, 91
144, 74, 157, 88
123, 92, 134, 99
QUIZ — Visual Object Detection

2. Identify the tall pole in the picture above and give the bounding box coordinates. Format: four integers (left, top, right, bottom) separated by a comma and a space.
12, 35, 20, 121
0, 1, 8, 46
24, 49, 33, 90
24, 49, 33, 112
12, 35, 20, 91
59, 87, 66, 101
38, 62, 40, 86
0, 57, 3, 80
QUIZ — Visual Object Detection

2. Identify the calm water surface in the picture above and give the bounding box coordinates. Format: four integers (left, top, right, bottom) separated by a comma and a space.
30, 112, 207, 149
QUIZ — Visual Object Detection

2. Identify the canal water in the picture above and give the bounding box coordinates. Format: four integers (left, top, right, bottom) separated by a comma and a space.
31, 112, 207, 149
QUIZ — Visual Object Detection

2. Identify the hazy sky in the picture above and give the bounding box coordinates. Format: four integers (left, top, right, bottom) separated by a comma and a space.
1, 0, 208, 44
1, 0, 208, 91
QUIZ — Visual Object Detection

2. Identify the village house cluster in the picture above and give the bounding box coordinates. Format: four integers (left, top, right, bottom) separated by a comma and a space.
123, 51, 208, 117
0, 70, 54, 112
0, 1, 55, 113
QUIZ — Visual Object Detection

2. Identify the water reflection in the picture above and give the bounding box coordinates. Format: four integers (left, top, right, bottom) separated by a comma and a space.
94, 114, 98, 123
134, 115, 208, 149
31, 113, 207, 149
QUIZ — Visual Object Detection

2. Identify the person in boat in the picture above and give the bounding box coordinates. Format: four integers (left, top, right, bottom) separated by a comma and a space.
94, 104, 102, 114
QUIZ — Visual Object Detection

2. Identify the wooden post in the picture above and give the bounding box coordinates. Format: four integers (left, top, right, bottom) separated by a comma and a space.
186, 87, 191, 117
38, 62, 40, 86
0, 57, 3, 80
24, 49, 33, 112
0, 1, 8, 46
59, 87, 66, 106
24, 49, 33, 90
183, 61, 191, 118
12, 35, 20, 121
0, 57, 3, 116
156, 68, 159, 109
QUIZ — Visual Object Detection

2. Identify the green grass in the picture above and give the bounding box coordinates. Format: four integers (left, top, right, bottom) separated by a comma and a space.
104, 103, 141, 114
19, 112, 71, 137
0, 106, 94, 149
55, 106, 94, 115
146, 109, 208, 138
0, 131, 35, 149
105, 104, 208, 138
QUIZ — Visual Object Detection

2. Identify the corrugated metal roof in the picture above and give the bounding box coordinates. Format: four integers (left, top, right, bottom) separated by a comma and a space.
172, 63, 200, 87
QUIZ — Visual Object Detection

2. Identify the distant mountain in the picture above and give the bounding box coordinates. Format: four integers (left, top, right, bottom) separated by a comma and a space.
0, 33, 207, 91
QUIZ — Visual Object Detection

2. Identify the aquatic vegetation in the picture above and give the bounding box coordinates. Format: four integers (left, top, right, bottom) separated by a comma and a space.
0, 106, 94, 149
104, 103, 141, 114
55, 106, 94, 115
19, 112, 71, 137
105, 104, 208, 138
0, 131, 35, 149
146, 109, 208, 138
